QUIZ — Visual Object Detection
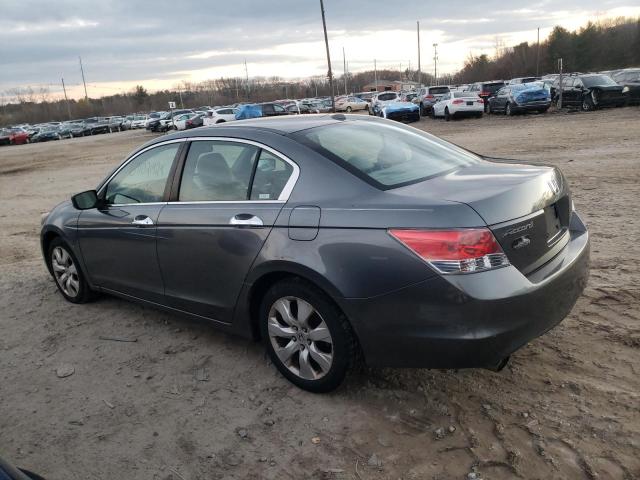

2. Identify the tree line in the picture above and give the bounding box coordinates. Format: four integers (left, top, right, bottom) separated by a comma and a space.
1, 16, 638, 126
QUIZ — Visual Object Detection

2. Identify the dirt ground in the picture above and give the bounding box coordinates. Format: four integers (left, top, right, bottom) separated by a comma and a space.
1, 108, 639, 480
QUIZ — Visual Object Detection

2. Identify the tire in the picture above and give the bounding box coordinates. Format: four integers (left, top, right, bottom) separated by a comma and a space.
260, 278, 355, 393
346, 106, 352, 112
582, 95, 594, 112
430, 108, 436, 119
486, 102, 492, 114
444, 108, 451, 122
420, 103, 426, 116
47, 238, 95, 304
57, 134, 62, 140
506, 102, 514, 116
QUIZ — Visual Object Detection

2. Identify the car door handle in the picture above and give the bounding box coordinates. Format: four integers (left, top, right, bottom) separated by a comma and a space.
131, 215, 154, 226
229, 214, 263, 226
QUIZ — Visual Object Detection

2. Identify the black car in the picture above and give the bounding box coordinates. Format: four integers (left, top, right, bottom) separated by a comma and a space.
554, 74, 625, 111
466, 81, 506, 111
488, 82, 551, 115
0, 129, 11, 146
185, 113, 204, 129
83, 117, 110, 135
40, 115, 589, 392
65, 121, 87, 137
31, 125, 61, 142
612, 69, 640, 105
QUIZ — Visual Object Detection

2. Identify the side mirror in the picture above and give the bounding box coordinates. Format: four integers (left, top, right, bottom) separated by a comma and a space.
71, 190, 98, 210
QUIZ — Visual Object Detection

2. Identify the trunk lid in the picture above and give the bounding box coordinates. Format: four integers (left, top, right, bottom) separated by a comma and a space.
398, 160, 572, 274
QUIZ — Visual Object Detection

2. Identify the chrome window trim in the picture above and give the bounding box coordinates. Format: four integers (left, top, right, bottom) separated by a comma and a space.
167, 200, 284, 205
184, 136, 300, 202
96, 138, 186, 200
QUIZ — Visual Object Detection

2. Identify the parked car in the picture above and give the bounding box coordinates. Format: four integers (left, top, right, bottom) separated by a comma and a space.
414, 86, 450, 115
7, 127, 30, 145
432, 91, 484, 120
172, 113, 198, 131
302, 100, 328, 113
612, 69, 640, 105
465, 81, 506, 112
370, 91, 401, 116
41, 115, 589, 392
508, 77, 540, 85
203, 107, 238, 126
56, 122, 76, 139
554, 74, 625, 111
31, 125, 62, 142
488, 82, 551, 115
83, 117, 110, 135
0, 129, 11, 146
63, 121, 87, 137
185, 114, 205, 129
108, 116, 125, 132
235, 103, 288, 120
335, 96, 369, 112
377, 101, 420, 122
147, 110, 192, 132
129, 115, 146, 129
144, 112, 165, 129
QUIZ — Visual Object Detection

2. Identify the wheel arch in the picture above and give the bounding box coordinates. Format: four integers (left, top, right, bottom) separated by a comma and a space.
239, 261, 350, 342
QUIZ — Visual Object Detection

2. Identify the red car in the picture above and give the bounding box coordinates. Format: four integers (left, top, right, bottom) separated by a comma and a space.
9, 128, 30, 145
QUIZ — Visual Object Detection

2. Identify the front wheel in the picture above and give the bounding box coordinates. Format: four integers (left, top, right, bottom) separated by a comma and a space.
506, 102, 514, 116
260, 278, 355, 393
48, 238, 95, 304
346, 106, 352, 112
582, 95, 594, 111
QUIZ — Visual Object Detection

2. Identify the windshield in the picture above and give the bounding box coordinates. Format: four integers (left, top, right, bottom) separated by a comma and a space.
511, 82, 547, 91
296, 122, 480, 189
582, 75, 618, 87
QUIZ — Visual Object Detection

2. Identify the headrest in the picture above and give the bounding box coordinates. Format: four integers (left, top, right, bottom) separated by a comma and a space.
196, 152, 232, 183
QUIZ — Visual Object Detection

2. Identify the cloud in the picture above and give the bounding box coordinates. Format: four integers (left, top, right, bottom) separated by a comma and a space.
1, 0, 637, 99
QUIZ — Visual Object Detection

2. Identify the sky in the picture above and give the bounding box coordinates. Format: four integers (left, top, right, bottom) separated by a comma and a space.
1, 0, 639, 101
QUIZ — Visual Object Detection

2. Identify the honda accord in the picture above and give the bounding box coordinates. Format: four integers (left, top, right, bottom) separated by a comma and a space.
40, 115, 590, 392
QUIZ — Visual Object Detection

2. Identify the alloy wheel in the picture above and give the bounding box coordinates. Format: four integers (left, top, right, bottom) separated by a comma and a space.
267, 296, 333, 380
51, 246, 80, 298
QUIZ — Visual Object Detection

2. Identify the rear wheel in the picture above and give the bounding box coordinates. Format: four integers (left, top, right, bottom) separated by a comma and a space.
260, 278, 355, 393
486, 101, 492, 114
48, 238, 94, 304
444, 108, 451, 122
346, 106, 352, 112
582, 95, 594, 111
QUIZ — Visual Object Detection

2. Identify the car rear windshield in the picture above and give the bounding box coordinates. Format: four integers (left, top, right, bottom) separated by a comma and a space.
454, 91, 477, 98
295, 121, 480, 189
429, 87, 449, 94
483, 82, 504, 92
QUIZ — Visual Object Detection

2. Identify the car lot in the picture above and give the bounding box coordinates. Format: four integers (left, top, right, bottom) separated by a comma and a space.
1, 109, 639, 479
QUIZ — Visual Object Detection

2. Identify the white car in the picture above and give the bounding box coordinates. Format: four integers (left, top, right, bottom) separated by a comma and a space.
173, 113, 198, 131
130, 115, 147, 129
203, 107, 238, 126
370, 91, 400, 115
432, 91, 484, 121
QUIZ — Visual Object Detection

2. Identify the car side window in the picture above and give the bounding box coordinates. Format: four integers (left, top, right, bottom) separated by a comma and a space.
105, 143, 180, 205
273, 104, 285, 113
250, 150, 294, 201
179, 141, 260, 201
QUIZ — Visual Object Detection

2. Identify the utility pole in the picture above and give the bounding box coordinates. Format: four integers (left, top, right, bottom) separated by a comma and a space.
557, 58, 563, 109
536, 27, 540, 77
178, 89, 184, 109
343, 47, 347, 95
417, 21, 421, 86
320, 0, 335, 112
433, 43, 439, 86
374, 59, 378, 91
244, 59, 250, 101
61, 78, 72, 119
78, 56, 88, 100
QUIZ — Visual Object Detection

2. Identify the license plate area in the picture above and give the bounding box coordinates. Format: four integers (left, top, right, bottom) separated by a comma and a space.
544, 203, 565, 245
466, 101, 474, 106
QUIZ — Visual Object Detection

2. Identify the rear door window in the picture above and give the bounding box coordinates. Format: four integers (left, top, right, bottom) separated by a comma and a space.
178, 141, 259, 201
249, 151, 294, 200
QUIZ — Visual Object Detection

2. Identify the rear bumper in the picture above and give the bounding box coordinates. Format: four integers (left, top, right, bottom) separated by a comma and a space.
342, 212, 590, 368
513, 101, 551, 111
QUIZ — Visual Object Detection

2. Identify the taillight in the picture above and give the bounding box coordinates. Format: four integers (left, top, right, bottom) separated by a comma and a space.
476, 98, 484, 103
426, 94, 434, 99
480, 91, 490, 96
388, 228, 509, 274
452, 99, 464, 104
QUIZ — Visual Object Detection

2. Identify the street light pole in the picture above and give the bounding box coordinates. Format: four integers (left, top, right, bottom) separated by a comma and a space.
433, 43, 438, 86
319, 0, 335, 112
417, 21, 421, 86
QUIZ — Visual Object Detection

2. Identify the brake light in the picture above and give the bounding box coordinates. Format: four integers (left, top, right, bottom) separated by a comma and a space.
480, 91, 490, 96
426, 94, 434, 99
388, 228, 509, 274
477, 98, 484, 103
452, 99, 464, 104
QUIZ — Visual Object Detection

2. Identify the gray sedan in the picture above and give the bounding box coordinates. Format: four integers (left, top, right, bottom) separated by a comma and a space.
40, 115, 589, 392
